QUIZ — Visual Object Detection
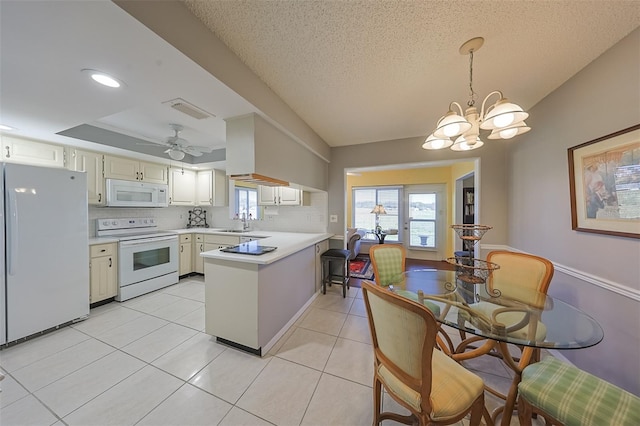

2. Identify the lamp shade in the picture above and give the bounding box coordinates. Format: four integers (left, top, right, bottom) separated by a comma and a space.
433, 111, 472, 138
480, 98, 529, 130
371, 204, 387, 215
422, 134, 453, 150
487, 121, 531, 139
450, 136, 484, 151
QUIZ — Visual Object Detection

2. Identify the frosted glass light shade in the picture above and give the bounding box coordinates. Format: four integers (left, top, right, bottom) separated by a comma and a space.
450, 136, 484, 151
487, 121, 531, 139
480, 98, 528, 130
168, 149, 185, 160
433, 111, 472, 138
422, 134, 453, 150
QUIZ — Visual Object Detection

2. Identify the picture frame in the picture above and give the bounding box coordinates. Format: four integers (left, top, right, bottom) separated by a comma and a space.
568, 124, 640, 239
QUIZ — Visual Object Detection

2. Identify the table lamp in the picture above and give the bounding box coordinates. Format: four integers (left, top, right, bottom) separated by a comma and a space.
371, 204, 387, 232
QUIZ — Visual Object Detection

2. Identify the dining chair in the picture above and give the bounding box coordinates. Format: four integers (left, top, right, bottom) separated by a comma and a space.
518, 356, 640, 426
361, 281, 489, 426
456, 250, 554, 360
369, 244, 406, 287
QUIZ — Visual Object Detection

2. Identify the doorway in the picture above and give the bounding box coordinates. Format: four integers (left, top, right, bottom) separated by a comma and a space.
403, 184, 446, 260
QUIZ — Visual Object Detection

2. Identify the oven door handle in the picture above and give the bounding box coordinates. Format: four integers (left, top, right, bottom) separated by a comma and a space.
119, 236, 178, 247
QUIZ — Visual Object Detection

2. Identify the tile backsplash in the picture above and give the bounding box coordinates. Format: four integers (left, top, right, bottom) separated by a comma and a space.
88, 192, 328, 236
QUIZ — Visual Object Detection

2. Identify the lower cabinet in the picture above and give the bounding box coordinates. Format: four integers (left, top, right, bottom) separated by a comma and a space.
89, 243, 118, 304
179, 234, 193, 276
194, 234, 205, 274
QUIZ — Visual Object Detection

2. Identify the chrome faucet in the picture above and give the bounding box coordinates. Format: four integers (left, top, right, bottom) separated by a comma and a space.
242, 212, 250, 231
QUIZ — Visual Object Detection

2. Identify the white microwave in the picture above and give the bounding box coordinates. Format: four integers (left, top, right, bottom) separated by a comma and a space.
105, 179, 169, 208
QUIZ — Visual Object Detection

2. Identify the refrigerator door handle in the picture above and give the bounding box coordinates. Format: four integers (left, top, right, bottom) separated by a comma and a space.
7, 190, 18, 275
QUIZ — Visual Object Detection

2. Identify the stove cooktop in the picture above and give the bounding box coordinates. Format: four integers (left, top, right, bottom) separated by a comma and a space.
220, 241, 277, 255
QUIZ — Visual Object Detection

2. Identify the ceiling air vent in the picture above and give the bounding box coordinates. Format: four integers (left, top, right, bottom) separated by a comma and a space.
162, 98, 215, 120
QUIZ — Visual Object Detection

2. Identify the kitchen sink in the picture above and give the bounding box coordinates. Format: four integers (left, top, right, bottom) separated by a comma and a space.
215, 229, 247, 233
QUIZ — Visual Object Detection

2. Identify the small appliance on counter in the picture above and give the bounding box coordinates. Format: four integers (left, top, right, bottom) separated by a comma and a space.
186, 207, 208, 228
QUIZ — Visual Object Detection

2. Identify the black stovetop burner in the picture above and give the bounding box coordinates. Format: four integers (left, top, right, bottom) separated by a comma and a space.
220, 241, 277, 255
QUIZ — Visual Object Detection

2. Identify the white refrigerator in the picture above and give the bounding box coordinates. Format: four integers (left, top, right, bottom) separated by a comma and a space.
1, 163, 89, 345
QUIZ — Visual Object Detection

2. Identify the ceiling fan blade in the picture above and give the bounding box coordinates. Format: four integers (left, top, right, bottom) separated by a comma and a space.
183, 147, 204, 157
187, 145, 214, 153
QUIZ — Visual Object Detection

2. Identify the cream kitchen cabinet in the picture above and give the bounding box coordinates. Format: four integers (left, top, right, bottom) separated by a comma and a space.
203, 234, 240, 252
89, 243, 118, 304
70, 149, 105, 205
2, 135, 66, 168
169, 168, 196, 205
179, 234, 193, 276
194, 234, 205, 274
104, 155, 168, 184
196, 169, 228, 206
257, 185, 303, 206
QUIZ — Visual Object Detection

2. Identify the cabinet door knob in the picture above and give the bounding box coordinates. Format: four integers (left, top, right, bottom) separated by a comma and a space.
109, 257, 112, 267
100, 249, 106, 252
5, 146, 10, 158
180, 245, 183, 253
98, 193, 102, 203
140, 173, 143, 180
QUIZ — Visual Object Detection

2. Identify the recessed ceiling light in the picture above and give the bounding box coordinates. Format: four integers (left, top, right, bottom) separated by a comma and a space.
0, 124, 15, 131
82, 69, 122, 88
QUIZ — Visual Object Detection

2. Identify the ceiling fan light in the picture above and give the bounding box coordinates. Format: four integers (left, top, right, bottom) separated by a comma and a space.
168, 149, 185, 160
422, 134, 453, 150
480, 98, 528, 130
433, 111, 472, 138
487, 121, 531, 139
450, 135, 484, 151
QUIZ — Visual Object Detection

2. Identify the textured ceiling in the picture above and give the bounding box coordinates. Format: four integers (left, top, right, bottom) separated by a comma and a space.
183, 0, 640, 146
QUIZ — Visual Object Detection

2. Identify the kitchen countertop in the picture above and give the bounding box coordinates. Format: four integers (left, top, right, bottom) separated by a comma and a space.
90, 228, 334, 265
185, 229, 332, 265
89, 237, 119, 245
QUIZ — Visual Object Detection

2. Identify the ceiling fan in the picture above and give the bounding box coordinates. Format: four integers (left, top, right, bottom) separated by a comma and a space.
152, 124, 214, 160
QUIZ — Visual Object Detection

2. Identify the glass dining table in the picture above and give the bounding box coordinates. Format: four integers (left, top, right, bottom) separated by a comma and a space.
375, 268, 604, 426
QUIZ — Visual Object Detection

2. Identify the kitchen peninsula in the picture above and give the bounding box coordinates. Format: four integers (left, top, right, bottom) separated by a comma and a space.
199, 230, 331, 355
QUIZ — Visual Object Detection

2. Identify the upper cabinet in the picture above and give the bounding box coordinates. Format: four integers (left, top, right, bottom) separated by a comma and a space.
196, 169, 228, 206
70, 149, 105, 205
169, 167, 196, 206
104, 155, 168, 184
258, 186, 305, 206
168, 168, 228, 206
2, 136, 65, 168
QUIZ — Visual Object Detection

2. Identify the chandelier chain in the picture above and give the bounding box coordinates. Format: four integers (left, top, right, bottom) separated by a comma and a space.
468, 50, 476, 107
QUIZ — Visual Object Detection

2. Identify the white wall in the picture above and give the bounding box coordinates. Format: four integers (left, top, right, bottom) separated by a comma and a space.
506, 28, 640, 395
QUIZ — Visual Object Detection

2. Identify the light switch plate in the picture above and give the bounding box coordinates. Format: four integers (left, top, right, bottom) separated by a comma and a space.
330, 215, 338, 223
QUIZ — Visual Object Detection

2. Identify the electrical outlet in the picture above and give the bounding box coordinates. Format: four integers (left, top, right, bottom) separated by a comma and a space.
330, 215, 338, 223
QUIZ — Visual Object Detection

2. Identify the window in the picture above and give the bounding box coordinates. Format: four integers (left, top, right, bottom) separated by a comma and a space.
235, 187, 259, 220
352, 187, 401, 242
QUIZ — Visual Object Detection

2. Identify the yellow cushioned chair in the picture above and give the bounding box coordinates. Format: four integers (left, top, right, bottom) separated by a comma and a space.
457, 250, 554, 360
361, 281, 489, 426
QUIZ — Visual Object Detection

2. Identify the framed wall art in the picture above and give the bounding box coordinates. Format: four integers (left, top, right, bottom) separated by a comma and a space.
568, 124, 640, 239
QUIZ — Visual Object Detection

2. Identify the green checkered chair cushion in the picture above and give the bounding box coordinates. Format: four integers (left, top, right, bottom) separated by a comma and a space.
518, 357, 640, 426
370, 246, 404, 286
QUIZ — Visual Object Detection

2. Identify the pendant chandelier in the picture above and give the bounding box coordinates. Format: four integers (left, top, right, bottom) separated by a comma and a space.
422, 37, 530, 151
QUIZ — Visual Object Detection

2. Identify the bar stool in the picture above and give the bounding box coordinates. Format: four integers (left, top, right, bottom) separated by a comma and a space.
321, 249, 350, 298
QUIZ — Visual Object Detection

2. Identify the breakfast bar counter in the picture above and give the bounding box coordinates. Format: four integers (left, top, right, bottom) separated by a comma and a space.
199, 231, 332, 355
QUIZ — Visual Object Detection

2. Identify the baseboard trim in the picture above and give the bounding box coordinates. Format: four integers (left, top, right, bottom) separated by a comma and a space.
481, 244, 640, 302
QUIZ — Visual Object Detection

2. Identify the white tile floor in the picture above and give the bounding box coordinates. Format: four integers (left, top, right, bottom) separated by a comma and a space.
0, 276, 531, 426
